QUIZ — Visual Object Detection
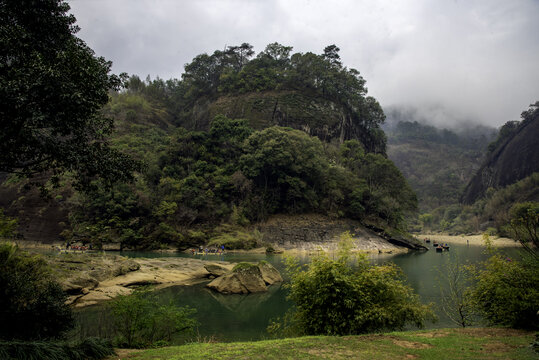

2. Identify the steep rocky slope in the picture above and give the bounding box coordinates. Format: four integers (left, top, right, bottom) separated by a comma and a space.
461, 104, 539, 204
207, 91, 380, 150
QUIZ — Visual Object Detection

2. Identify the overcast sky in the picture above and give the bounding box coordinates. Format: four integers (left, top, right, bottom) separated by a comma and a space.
69, 0, 539, 128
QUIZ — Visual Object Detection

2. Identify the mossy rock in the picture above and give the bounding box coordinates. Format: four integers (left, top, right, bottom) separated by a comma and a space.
232, 262, 259, 273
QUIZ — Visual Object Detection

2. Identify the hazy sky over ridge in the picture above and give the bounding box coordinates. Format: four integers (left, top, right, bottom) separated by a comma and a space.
69, 0, 539, 128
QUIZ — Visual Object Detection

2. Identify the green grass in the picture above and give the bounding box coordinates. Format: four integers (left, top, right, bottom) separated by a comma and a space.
108, 328, 536, 360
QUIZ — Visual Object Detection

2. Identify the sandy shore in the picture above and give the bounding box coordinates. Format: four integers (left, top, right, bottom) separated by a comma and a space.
416, 234, 521, 247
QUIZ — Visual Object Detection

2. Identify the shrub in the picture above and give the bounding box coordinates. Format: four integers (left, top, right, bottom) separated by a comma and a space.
508, 202, 538, 258
0, 210, 17, 238
0, 242, 73, 340
110, 290, 197, 348
271, 234, 436, 336
208, 228, 261, 250
470, 254, 539, 329
0, 338, 114, 360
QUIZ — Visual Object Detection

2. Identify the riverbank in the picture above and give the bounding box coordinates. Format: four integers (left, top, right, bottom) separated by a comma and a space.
108, 327, 536, 360
417, 234, 521, 247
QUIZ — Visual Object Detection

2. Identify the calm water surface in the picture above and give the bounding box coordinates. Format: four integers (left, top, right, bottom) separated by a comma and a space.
74, 242, 521, 342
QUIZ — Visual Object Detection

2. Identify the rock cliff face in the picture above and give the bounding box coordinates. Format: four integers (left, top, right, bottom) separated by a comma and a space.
461, 107, 539, 204
199, 91, 382, 152
256, 214, 426, 251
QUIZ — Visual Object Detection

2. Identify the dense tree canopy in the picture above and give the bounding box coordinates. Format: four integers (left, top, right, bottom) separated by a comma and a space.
0, 0, 139, 189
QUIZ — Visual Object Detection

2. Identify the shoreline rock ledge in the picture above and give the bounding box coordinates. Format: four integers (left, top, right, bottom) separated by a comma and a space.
206, 261, 283, 294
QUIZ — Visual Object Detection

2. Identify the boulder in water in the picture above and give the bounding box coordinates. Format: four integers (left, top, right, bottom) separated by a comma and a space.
204, 262, 234, 277
206, 262, 282, 294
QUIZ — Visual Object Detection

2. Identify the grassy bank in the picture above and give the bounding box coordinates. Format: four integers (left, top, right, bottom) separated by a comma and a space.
109, 328, 536, 360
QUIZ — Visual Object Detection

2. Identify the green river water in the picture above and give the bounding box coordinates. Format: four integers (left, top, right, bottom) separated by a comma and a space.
73, 242, 521, 342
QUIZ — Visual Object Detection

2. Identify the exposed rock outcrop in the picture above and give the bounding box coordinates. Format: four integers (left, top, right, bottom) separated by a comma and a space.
206, 91, 383, 153
258, 261, 283, 284
204, 263, 235, 277
46, 254, 237, 307
461, 104, 539, 204
256, 214, 426, 252
206, 262, 283, 294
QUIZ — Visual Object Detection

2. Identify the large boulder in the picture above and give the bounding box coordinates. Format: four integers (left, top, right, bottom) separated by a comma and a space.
206, 263, 269, 294
204, 263, 234, 277
61, 274, 99, 295
258, 261, 283, 285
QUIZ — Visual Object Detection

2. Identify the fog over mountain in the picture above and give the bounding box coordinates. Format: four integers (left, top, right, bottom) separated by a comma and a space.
69, 0, 539, 128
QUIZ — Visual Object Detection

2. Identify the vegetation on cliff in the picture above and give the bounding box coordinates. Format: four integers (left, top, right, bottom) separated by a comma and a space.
384, 111, 495, 213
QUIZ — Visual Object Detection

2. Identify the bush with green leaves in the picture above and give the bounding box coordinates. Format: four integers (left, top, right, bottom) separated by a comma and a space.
110, 290, 197, 348
0, 242, 74, 340
271, 234, 435, 336
508, 201, 538, 258
470, 254, 539, 330
0, 210, 17, 238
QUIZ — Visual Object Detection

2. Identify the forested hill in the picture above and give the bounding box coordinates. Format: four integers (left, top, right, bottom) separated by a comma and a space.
123, 43, 387, 154
461, 102, 539, 204
382, 107, 496, 212
0, 43, 421, 249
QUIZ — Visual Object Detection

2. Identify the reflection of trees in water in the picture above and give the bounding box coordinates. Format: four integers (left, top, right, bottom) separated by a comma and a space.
204, 283, 282, 314
71, 305, 115, 341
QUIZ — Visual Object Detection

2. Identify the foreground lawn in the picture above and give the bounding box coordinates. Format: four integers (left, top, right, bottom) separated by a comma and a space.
109, 328, 536, 360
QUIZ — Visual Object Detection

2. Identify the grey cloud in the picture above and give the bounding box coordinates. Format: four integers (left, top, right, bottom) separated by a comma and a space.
68, 0, 539, 127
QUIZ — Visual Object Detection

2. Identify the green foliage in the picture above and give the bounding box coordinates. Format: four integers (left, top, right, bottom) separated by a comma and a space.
0, 0, 139, 190
384, 112, 497, 217
0, 338, 114, 360
274, 234, 435, 336
110, 290, 197, 348
470, 254, 539, 329
232, 262, 258, 272
0, 242, 73, 340
426, 172, 539, 235
125, 43, 386, 153
0, 209, 18, 238
207, 227, 261, 250
68, 181, 151, 249
508, 202, 538, 258
487, 120, 520, 153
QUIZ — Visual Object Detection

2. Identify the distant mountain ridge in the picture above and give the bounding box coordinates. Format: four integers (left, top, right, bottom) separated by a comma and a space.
382, 107, 496, 212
